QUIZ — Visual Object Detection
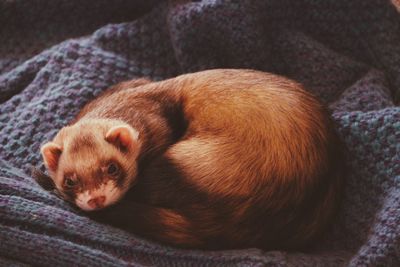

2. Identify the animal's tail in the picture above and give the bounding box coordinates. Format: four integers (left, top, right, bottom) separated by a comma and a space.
90, 200, 203, 248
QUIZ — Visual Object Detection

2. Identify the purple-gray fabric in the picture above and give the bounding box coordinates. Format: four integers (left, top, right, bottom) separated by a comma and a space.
0, 0, 399, 266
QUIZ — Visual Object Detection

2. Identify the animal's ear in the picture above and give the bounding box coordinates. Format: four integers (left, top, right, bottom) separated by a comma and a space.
41, 142, 62, 172
105, 125, 139, 152
31, 167, 56, 191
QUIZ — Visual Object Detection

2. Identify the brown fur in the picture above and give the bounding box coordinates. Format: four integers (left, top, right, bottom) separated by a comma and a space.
40, 69, 344, 250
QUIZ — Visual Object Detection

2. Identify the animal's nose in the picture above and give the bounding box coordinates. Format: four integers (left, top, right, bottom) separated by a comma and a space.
87, 196, 106, 209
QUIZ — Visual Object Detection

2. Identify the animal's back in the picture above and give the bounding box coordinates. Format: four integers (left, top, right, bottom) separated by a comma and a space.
168, 70, 333, 196
130, 70, 344, 249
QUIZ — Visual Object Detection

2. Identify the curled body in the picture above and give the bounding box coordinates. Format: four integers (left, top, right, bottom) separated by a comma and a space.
39, 69, 344, 250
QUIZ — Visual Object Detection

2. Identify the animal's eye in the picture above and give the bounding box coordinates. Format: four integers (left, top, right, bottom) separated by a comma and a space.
107, 162, 120, 176
64, 177, 77, 188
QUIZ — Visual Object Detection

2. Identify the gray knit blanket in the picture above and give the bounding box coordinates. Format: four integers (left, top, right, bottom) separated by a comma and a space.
1, 0, 399, 266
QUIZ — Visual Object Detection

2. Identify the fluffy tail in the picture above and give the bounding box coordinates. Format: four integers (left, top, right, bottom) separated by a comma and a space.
89, 200, 203, 248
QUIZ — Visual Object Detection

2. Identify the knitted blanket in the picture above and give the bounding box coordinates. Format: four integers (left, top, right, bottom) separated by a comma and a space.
1, 0, 399, 266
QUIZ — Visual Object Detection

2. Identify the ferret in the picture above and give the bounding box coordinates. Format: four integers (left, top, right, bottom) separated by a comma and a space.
37, 69, 344, 250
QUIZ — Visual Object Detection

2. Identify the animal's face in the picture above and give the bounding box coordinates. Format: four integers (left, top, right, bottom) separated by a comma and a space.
40, 119, 141, 211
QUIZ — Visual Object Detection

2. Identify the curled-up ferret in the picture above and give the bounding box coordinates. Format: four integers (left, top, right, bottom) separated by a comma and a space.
36, 69, 344, 250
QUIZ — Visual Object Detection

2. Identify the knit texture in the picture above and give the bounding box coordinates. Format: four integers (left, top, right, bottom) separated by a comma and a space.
0, 0, 399, 266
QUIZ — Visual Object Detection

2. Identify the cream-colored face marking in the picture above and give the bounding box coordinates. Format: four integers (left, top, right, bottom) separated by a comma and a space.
75, 180, 122, 211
